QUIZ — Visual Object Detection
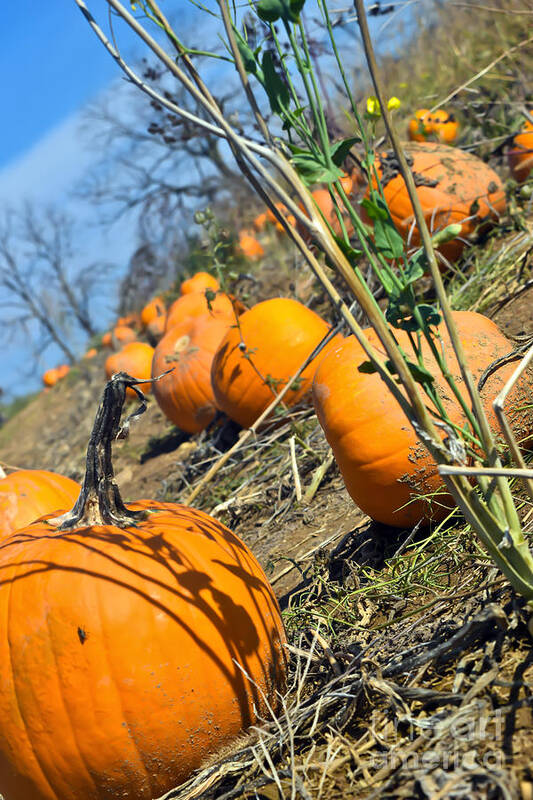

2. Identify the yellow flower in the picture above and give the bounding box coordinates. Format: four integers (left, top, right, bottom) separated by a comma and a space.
366, 96, 381, 118
387, 96, 401, 111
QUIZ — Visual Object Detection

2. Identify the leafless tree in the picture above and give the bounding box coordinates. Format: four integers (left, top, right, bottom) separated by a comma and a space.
0, 204, 112, 367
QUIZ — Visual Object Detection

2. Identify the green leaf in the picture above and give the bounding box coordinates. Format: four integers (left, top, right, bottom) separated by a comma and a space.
334, 237, 363, 264
290, 149, 343, 185
232, 27, 258, 75
362, 197, 404, 259
261, 50, 290, 115
358, 360, 378, 375
330, 136, 361, 167
405, 250, 427, 283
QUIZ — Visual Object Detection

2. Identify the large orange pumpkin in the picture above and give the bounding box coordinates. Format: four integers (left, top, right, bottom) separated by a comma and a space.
0, 374, 286, 800
0, 468, 80, 540
364, 141, 506, 262
165, 290, 238, 332
105, 342, 155, 396
180, 271, 220, 296
508, 119, 533, 183
140, 296, 166, 328
312, 311, 533, 528
152, 315, 231, 433
211, 297, 339, 429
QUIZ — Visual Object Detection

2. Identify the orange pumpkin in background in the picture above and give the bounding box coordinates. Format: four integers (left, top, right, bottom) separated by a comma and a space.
0, 376, 286, 800
42, 367, 60, 388
238, 230, 265, 261
313, 311, 533, 528
253, 211, 268, 232
307, 174, 355, 237
105, 341, 155, 396
180, 271, 220, 296
430, 109, 459, 144
146, 313, 167, 343
83, 347, 98, 359
165, 290, 238, 332
116, 312, 141, 329
266, 202, 297, 233
508, 119, 533, 183
152, 315, 231, 433
407, 108, 432, 142
363, 141, 506, 263
101, 331, 113, 348
407, 108, 459, 144
211, 297, 339, 429
0, 468, 80, 539
111, 325, 137, 348
140, 296, 166, 328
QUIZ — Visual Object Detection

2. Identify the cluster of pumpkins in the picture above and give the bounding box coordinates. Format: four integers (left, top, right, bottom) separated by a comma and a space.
2, 109, 532, 800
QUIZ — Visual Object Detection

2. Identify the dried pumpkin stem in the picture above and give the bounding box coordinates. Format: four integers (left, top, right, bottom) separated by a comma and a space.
48, 373, 159, 530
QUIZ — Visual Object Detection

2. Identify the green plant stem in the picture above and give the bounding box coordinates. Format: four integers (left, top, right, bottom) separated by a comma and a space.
353, 0, 521, 535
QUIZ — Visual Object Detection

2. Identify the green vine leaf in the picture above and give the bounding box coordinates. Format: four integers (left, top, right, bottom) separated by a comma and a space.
330, 136, 361, 167
261, 51, 290, 114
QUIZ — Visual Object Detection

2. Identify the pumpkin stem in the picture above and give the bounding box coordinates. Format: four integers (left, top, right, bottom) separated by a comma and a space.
49, 372, 165, 530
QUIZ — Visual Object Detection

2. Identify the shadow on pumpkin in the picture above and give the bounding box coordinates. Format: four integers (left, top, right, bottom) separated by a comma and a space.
0, 501, 287, 740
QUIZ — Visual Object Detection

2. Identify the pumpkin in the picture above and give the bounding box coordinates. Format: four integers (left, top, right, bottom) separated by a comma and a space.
165, 290, 238, 332
116, 312, 141, 329
105, 342, 155, 397
211, 297, 339, 429
0, 468, 80, 539
0, 374, 287, 800
111, 325, 137, 348
307, 174, 355, 237
312, 311, 533, 528
253, 211, 268, 232
152, 315, 231, 433
56, 364, 70, 380
84, 347, 98, 359
407, 109, 458, 144
363, 141, 506, 262
180, 271, 220, 296
266, 202, 297, 233
238, 230, 265, 261
101, 331, 112, 348
140, 296, 166, 328
430, 109, 459, 144
146, 313, 167, 343
508, 119, 533, 183
42, 367, 60, 388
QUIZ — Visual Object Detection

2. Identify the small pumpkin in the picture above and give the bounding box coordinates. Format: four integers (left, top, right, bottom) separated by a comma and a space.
211, 297, 339, 429
307, 174, 355, 237
312, 311, 533, 528
152, 315, 231, 433
180, 271, 220, 296
0, 468, 80, 539
101, 331, 113, 348
146, 313, 167, 344
165, 290, 238, 332
111, 325, 137, 348
0, 374, 287, 800
253, 211, 268, 232
105, 342, 155, 397
407, 109, 432, 142
140, 296, 166, 328
42, 367, 60, 388
266, 202, 297, 233
56, 364, 70, 380
508, 119, 533, 183
363, 141, 506, 262
238, 230, 265, 261
116, 312, 141, 329
430, 109, 459, 144
83, 347, 98, 359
